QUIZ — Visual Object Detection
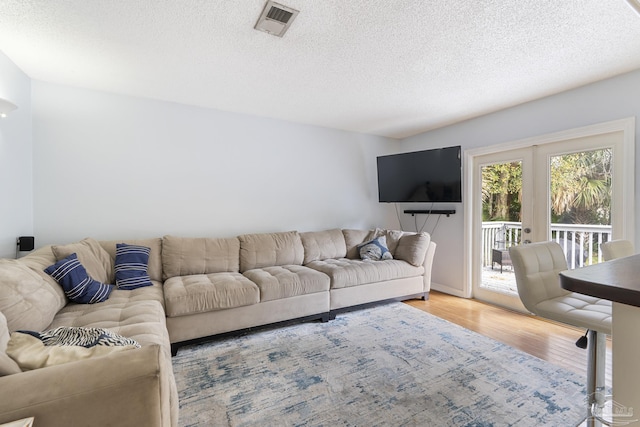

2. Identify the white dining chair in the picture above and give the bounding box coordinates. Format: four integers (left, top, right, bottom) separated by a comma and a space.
600, 239, 634, 261
509, 241, 611, 425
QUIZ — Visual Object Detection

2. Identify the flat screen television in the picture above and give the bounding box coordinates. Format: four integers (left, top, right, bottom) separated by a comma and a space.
377, 146, 462, 203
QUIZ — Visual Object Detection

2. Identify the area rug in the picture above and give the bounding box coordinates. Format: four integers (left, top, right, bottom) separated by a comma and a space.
173, 302, 587, 426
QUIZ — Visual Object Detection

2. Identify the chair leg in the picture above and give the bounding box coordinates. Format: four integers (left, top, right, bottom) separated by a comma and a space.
586, 330, 607, 427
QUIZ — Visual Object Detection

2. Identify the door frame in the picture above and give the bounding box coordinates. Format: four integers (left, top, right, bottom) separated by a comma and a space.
462, 117, 635, 299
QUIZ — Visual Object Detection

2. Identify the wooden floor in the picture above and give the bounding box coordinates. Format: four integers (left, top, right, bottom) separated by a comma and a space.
405, 291, 612, 387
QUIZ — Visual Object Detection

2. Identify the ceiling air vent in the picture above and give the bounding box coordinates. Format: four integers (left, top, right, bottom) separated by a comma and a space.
254, 1, 299, 37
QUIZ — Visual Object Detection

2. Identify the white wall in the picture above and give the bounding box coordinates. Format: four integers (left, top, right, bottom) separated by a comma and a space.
18, 63, 640, 299
0, 52, 33, 258
398, 69, 640, 296
32, 81, 399, 245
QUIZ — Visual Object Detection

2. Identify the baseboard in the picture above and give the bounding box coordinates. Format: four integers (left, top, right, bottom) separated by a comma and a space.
430, 282, 468, 298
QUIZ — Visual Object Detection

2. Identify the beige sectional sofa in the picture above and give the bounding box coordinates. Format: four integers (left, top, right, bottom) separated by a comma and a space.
0, 228, 435, 427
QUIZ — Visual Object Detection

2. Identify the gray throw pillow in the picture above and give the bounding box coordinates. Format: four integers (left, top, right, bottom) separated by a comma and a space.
357, 236, 393, 261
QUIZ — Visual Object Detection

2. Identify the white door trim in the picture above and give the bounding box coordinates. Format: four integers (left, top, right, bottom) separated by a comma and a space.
462, 117, 635, 299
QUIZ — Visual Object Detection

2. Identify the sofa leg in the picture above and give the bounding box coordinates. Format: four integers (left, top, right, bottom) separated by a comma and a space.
421, 292, 430, 301
171, 343, 179, 357
321, 312, 336, 323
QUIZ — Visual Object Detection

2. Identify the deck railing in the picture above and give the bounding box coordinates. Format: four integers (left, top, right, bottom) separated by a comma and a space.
482, 222, 612, 269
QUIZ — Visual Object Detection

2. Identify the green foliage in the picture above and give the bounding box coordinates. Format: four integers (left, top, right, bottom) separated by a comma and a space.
482, 162, 522, 222
482, 148, 611, 225
550, 149, 611, 225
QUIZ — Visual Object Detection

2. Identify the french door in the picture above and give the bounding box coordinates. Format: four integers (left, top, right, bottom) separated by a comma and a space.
468, 122, 633, 312
472, 147, 531, 311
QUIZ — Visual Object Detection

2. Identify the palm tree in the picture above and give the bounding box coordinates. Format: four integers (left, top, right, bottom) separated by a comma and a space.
550, 149, 611, 225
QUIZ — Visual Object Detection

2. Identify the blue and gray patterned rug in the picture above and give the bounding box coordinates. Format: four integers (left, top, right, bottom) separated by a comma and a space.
173, 302, 587, 426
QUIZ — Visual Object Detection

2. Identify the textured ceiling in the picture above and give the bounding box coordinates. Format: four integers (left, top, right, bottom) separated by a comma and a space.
1, 0, 640, 139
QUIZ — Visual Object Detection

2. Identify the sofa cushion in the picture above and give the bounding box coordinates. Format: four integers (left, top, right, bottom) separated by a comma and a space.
9, 246, 68, 306
162, 235, 240, 280
343, 229, 375, 259
7, 332, 137, 371
164, 273, 259, 317
45, 254, 114, 304
300, 229, 347, 264
243, 265, 330, 302
0, 311, 21, 376
394, 232, 431, 267
239, 231, 304, 272
99, 238, 163, 283
48, 298, 170, 354
357, 235, 393, 261
114, 244, 153, 290
104, 282, 165, 308
306, 258, 424, 289
52, 238, 114, 284
0, 259, 67, 332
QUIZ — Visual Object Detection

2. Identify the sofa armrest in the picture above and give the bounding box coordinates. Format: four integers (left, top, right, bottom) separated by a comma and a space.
0, 345, 169, 427
422, 241, 437, 293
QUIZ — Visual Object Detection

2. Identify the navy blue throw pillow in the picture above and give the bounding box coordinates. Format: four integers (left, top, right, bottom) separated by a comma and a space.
45, 253, 113, 304
114, 244, 153, 290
